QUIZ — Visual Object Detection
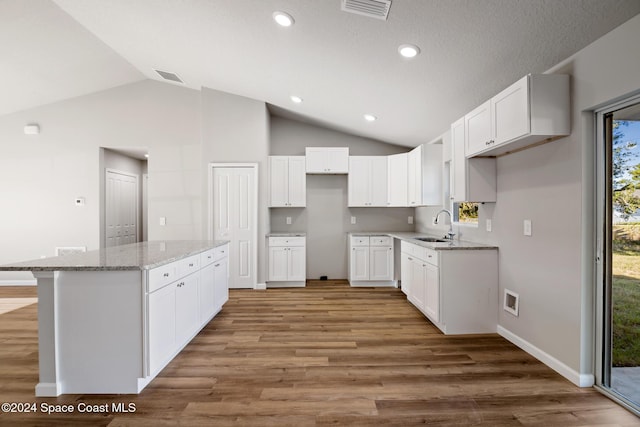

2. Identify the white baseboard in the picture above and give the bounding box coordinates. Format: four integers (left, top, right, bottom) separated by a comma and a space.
254, 283, 267, 290
497, 325, 594, 388
0, 280, 36, 286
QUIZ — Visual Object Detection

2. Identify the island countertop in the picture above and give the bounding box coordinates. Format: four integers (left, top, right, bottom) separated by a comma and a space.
0, 240, 229, 272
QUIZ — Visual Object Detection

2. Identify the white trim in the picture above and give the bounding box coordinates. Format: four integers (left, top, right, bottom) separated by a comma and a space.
255, 283, 267, 290
208, 163, 259, 290
0, 280, 37, 286
497, 325, 594, 387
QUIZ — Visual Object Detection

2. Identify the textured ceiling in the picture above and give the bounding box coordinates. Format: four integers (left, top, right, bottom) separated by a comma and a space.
3, 0, 640, 147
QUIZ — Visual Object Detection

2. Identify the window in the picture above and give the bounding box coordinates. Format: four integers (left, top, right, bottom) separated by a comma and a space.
453, 202, 479, 225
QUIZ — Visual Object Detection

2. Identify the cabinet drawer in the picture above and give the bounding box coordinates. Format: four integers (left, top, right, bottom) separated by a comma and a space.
370, 236, 392, 246
213, 244, 228, 261
200, 249, 216, 267
148, 263, 178, 293
423, 248, 438, 266
268, 236, 305, 247
350, 236, 370, 247
178, 254, 200, 277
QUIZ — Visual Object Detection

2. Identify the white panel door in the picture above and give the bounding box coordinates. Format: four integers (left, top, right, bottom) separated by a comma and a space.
369, 246, 392, 281
287, 156, 306, 207
370, 156, 388, 207
268, 247, 289, 282
288, 246, 306, 281
388, 153, 408, 207
212, 166, 257, 289
105, 170, 138, 247
268, 156, 289, 207
350, 246, 369, 281
424, 263, 440, 322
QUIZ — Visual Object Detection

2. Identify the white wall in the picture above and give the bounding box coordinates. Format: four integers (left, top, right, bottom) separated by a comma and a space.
270, 117, 414, 279
0, 80, 201, 282
415, 14, 640, 384
201, 87, 270, 285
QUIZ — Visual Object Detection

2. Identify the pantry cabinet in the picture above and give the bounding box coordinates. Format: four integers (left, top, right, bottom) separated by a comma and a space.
305, 147, 349, 174
450, 117, 496, 203
465, 74, 570, 158
267, 235, 306, 287
269, 156, 306, 207
348, 235, 394, 286
348, 156, 388, 207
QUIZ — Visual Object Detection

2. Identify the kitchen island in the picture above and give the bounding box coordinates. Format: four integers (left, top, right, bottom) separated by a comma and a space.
0, 240, 229, 396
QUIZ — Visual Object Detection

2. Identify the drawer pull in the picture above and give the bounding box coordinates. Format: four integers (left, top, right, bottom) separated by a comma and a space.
214, 263, 220, 267
163, 273, 170, 277
189, 263, 194, 267
208, 255, 212, 259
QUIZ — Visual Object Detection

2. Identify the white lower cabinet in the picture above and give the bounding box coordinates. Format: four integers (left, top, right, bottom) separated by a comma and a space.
401, 241, 497, 334
147, 243, 229, 376
348, 234, 395, 286
267, 236, 306, 287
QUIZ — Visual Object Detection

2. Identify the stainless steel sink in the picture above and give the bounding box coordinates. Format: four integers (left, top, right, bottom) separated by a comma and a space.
413, 237, 449, 243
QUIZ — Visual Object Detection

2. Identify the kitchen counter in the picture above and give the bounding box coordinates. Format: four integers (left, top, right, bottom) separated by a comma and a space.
349, 231, 497, 250
1, 240, 230, 397
0, 240, 228, 271
266, 232, 306, 237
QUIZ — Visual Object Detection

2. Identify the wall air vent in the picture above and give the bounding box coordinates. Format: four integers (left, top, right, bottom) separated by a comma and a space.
341, 0, 391, 20
154, 69, 184, 84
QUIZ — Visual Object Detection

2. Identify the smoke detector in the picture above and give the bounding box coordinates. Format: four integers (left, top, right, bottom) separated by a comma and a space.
341, 0, 391, 20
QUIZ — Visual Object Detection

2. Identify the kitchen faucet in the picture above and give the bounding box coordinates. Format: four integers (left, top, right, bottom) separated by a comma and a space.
435, 209, 455, 240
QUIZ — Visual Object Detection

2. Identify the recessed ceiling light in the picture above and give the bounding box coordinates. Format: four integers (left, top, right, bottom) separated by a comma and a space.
290, 95, 303, 104
398, 44, 420, 58
273, 11, 295, 27
364, 114, 377, 122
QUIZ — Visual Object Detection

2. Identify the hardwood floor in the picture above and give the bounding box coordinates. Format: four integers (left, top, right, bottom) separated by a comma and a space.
0, 281, 638, 426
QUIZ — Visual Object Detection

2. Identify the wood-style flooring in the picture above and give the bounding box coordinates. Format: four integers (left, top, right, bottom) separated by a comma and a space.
0, 281, 638, 426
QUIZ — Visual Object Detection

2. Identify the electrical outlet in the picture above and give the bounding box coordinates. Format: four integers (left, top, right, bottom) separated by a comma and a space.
486, 219, 492, 232
159, 217, 166, 226
408, 216, 413, 225
351, 216, 357, 224
524, 219, 532, 236
286, 216, 292, 225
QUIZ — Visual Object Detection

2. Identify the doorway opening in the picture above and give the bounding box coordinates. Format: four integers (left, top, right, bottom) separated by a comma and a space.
100, 148, 148, 248
596, 97, 640, 414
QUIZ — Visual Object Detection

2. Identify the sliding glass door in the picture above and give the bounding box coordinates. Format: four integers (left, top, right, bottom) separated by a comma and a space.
597, 98, 640, 413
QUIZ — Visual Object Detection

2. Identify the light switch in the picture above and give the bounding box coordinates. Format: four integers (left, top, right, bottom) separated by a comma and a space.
159, 217, 166, 226
486, 219, 492, 232
351, 216, 357, 224
286, 216, 292, 225
524, 219, 532, 236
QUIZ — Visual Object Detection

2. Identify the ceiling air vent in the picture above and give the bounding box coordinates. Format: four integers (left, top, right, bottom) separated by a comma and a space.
154, 69, 184, 84
341, 0, 391, 20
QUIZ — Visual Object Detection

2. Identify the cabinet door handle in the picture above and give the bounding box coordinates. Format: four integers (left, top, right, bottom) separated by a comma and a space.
163, 273, 170, 277
408, 257, 413, 261
189, 263, 194, 267
214, 263, 220, 267
207, 255, 212, 259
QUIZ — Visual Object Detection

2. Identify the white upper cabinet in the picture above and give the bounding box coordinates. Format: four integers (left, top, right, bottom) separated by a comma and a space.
305, 147, 349, 174
348, 156, 388, 207
465, 74, 570, 158
269, 156, 306, 207
408, 144, 443, 206
451, 117, 496, 203
387, 153, 408, 207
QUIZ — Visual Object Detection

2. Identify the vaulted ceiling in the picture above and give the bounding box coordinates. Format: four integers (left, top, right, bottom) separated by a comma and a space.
2, 0, 640, 147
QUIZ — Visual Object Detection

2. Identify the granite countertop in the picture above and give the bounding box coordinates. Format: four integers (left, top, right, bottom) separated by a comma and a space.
0, 240, 229, 272
349, 231, 498, 251
267, 233, 306, 237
